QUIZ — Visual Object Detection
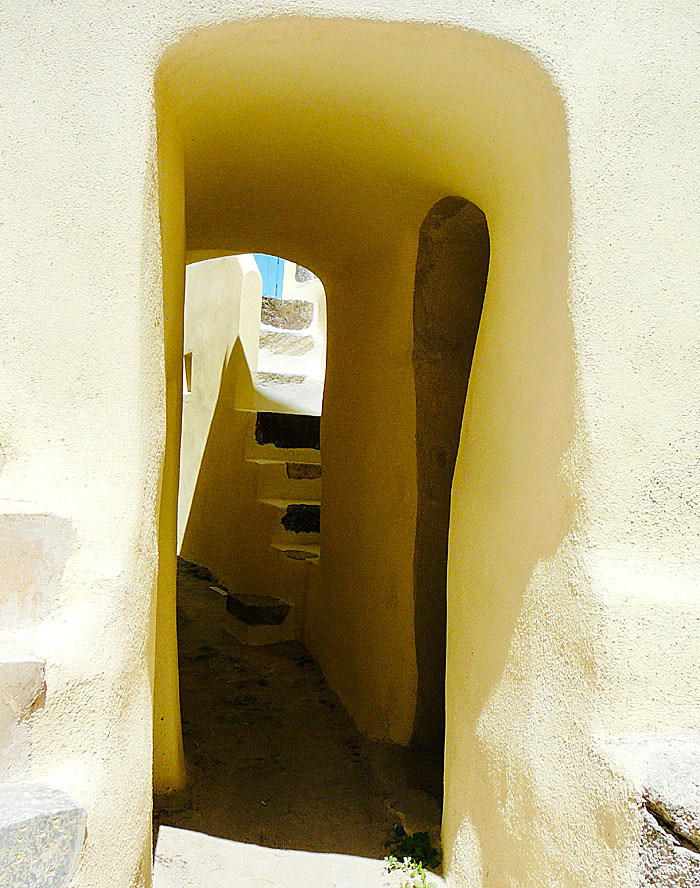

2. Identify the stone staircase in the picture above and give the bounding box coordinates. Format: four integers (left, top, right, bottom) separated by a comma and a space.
225, 264, 324, 645
221, 412, 322, 646
246, 412, 321, 565
252, 289, 325, 417
0, 499, 86, 886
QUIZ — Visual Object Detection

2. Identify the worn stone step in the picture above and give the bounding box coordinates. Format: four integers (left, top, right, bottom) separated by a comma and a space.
256, 330, 325, 386
252, 374, 324, 417
271, 526, 321, 561
258, 463, 321, 508
0, 501, 74, 630
278, 547, 320, 562
0, 782, 86, 888
224, 593, 294, 646
258, 330, 318, 357
245, 413, 322, 464
255, 412, 320, 450
281, 504, 320, 535
154, 826, 445, 887
261, 296, 314, 330
271, 503, 320, 556
255, 371, 306, 386
246, 440, 322, 467
0, 658, 45, 781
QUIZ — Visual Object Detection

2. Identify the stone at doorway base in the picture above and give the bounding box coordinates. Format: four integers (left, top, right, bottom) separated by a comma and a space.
153, 825, 446, 888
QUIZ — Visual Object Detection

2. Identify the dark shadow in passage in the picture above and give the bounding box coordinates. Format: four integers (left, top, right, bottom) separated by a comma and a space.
411, 197, 490, 795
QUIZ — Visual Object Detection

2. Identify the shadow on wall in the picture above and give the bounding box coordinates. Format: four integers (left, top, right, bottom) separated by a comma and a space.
443, 135, 575, 885
411, 197, 490, 787
179, 340, 308, 608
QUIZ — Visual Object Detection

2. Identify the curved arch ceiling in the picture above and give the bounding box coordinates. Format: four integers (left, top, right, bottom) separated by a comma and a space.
157, 17, 568, 281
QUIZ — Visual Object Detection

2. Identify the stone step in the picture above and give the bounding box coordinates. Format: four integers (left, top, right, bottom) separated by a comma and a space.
278, 547, 321, 563
255, 412, 320, 449
0, 658, 45, 781
273, 542, 321, 562
258, 463, 321, 508
224, 593, 294, 646
0, 782, 86, 888
245, 439, 322, 467
252, 374, 324, 417
258, 330, 318, 357
256, 330, 325, 383
261, 296, 314, 331
153, 826, 446, 888
255, 371, 306, 386
271, 531, 320, 560
0, 501, 74, 630
271, 504, 321, 561
281, 504, 320, 535
245, 412, 322, 464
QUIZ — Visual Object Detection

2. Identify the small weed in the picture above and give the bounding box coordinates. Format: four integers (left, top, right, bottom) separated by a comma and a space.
385, 854, 437, 888
384, 825, 440, 888
384, 824, 440, 869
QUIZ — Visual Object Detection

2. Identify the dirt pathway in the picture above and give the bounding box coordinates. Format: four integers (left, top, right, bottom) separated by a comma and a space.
154, 562, 398, 859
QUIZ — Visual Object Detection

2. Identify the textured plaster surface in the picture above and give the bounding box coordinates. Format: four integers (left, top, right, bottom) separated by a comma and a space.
0, 3, 698, 888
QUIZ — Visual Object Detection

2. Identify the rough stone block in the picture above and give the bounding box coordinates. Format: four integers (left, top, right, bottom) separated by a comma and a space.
599, 736, 700, 886
0, 660, 45, 782
0, 782, 86, 888
281, 504, 320, 534
226, 593, 291, 626
286, 463, 322, 481
261, 296, 314, 330
225, 595, 294, 646
0, 505, 74, 630
259, 331, 315, 356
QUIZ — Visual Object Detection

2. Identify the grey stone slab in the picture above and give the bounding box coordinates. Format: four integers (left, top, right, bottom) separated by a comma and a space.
0, 782, 86, 888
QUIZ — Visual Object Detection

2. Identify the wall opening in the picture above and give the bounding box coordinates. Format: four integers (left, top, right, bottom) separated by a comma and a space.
154, 16, 572, 882
177, 252, 325, 572
411, 197, 490, 795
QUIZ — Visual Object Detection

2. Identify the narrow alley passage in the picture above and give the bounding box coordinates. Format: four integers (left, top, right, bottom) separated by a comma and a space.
154, 560, 398, 859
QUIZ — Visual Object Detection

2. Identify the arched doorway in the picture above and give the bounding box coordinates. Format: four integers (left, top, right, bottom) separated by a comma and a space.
153, 16, 572, 882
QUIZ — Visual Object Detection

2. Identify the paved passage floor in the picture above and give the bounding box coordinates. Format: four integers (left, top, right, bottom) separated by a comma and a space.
153, 563, 444, 886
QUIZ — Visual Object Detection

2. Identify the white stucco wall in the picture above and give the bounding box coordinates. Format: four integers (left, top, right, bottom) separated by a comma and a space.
0, 4, 698, 888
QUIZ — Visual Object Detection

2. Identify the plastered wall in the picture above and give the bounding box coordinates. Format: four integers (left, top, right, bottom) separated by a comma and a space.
1, 6, 698, 888
177, 255, 310, 614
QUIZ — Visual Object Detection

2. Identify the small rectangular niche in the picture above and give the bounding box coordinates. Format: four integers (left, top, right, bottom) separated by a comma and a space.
183, 352, 193, 393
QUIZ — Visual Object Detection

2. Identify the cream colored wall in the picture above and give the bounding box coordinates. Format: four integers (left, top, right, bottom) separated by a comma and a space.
0, 6, 698, 888
176, 251, 310, 643
154, 80, 187, 798
177, 254, 258, 547
303, 247, 420, 743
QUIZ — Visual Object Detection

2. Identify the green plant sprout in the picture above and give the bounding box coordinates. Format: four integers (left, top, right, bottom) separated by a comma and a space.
384, 825, 441, 888
385, 854, 437, 888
